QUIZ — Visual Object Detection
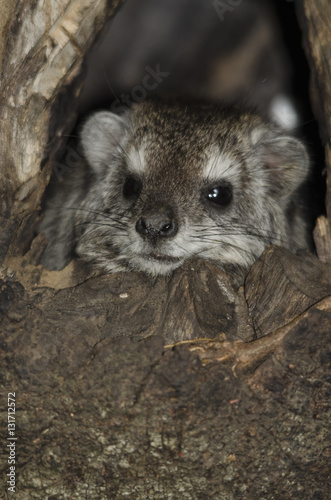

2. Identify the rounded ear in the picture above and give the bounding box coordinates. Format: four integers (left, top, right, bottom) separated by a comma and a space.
80, 111, 128, 175
255, 135, 310, 196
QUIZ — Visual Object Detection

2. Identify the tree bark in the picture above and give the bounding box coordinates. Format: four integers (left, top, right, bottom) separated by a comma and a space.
0, 1, 331, 498
296, 0, 331, 247
0, 0, 123, 261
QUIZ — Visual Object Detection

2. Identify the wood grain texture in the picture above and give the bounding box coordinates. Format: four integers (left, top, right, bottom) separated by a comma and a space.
314, 215, 331, 263
1, 279, 330, 499
0, 258, 253, 345
296, 0, 331, 237
245, 245, 331, 336
0, 0, 123, 259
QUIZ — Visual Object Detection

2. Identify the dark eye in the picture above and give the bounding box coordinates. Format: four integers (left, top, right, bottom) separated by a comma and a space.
123, 176, 141, 200
205, 184, 232, 206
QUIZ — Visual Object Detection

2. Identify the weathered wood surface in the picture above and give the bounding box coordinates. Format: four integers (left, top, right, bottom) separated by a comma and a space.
1, 247, 331, 498
1, 261, 331, 498
245, 246, 331, 336
0, 0, 123, 263
3, 246, 331, 348
296, 0, 331, 230
1, 258, 253, 345
314, 215, 331, 264
0, 0, 331, 498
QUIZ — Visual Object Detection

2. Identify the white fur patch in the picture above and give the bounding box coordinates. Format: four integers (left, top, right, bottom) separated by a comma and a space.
127, 144, 148, 176
203, 150, 242, 185
250, 127, 266, 146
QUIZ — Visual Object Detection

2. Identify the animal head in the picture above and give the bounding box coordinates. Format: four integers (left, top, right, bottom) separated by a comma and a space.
76, 99, 309, 277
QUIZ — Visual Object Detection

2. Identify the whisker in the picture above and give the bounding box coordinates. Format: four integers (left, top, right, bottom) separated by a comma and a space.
73, 223, 127, 233
192, 239, 260, 262
44, 205, 130, 221
192, 223, 293, 247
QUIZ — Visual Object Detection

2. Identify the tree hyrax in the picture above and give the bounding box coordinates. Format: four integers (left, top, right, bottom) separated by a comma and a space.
39, 99, 310, 284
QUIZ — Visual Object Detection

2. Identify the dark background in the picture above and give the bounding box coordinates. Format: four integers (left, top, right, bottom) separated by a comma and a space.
77, 0, 325, 223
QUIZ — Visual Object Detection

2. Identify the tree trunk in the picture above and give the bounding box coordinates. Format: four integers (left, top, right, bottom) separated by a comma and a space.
296, 0, 331, 258
1, 1, 331, 498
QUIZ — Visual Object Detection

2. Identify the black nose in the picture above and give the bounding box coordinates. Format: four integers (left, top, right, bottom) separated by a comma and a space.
136, 214, 178, 242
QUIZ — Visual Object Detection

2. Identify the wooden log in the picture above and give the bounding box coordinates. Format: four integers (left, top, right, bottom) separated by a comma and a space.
245, 246, 331, 336
1, 284, 330, 498
0, 0, 123, 262
296, 0, 331, 252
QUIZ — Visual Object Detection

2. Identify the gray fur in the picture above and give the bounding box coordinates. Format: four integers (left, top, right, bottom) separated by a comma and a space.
38, 100, 310, 284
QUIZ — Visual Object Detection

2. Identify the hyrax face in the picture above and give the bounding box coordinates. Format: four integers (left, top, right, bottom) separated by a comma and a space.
71, 99, 309, 279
